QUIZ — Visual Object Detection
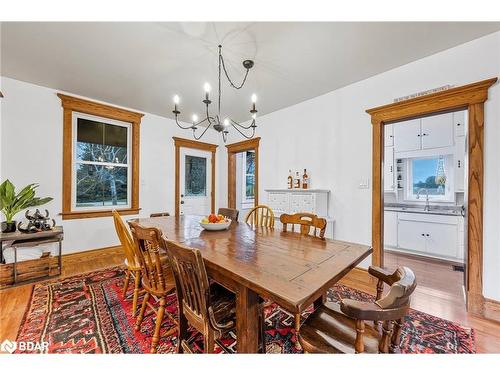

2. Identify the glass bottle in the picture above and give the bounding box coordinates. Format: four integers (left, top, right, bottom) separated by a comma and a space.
294, 171, 301, 189
302, 169, 309, 189
287, 170, 293, 189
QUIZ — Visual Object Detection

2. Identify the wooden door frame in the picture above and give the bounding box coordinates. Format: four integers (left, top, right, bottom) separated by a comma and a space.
226, 138, 261, 208
366, 77, 497, 316
173, 137, 218, 217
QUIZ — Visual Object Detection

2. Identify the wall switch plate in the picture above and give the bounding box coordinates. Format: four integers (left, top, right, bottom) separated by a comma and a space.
359, 179, 370, 189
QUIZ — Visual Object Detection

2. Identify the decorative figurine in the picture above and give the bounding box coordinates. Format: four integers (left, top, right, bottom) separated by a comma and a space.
18, 209, 56, 233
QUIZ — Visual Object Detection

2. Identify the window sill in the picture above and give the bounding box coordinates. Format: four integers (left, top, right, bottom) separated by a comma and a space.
60, 208, 141, 220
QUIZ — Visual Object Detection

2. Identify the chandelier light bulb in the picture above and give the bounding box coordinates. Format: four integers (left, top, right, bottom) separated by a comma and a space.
252, 113, 257, 120
204, 82, 211, 93
173, 95, 180, 105
192, 114, 198, 123
223, 118, 230, 127
251, 93, 257, 103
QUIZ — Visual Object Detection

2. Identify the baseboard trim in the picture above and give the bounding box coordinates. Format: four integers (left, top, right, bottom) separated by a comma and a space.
63, 245, 122, 259
340, 267, 377, 293
483, 298, 500, 322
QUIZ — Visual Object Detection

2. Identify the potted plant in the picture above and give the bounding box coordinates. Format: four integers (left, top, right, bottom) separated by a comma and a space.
0, 179, 53, 233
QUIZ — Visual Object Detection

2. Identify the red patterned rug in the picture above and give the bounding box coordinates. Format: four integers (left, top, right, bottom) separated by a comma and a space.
15, 267, 475, 354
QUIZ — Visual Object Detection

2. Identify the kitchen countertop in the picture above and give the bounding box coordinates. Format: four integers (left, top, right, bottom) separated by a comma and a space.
384, 203, 464, 217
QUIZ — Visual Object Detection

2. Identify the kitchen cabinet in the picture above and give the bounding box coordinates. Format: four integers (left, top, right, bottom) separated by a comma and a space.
397, 212, 460, 261
394, 119, 421, 152
421, 113, 454, 149
455, 135, 466, 192
384, 211, 398, 248
384, 124, 394, 147
384, 146, 395, 192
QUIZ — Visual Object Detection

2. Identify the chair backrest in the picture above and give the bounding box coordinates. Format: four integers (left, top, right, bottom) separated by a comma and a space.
280, 212, 327, 239
112, 210, 139, 269
150, 212, 170, 218
376, 267, 417, 309
217, 207, 239, 222
244, 205, 275, 228
128, 221, 170, 294
163, 239, 210, 332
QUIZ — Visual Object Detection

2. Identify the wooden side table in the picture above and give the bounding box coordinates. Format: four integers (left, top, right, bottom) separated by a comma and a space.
0, 227, 64, 285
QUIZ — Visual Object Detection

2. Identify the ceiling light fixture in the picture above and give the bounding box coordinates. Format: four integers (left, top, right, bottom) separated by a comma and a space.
172, 45, 258, 143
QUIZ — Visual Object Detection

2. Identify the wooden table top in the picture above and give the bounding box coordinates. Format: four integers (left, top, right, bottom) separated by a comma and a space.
131, 215, 372, 313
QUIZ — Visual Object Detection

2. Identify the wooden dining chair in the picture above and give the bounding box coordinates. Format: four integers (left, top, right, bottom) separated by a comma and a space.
128, 222, 178, 353
112, 210, 142, 316
217, 207, 239, 222
280, 212, 327, 239
150, 212, 170, 218
164, 239, 266, 353
244, 205, 275, 228
298, 266, 417, 353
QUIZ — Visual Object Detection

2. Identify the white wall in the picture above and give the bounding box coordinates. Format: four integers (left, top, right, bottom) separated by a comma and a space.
0, 76, 222, 254
218, 31, 500, 301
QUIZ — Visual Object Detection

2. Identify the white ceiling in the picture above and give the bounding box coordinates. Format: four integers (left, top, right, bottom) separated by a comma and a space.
2, 22, 500, 122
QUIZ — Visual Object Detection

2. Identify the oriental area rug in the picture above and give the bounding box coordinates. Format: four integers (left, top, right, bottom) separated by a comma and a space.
15, 267, 475, 354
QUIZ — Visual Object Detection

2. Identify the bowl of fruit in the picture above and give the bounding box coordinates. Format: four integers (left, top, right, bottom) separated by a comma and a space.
200, 214, 232, 231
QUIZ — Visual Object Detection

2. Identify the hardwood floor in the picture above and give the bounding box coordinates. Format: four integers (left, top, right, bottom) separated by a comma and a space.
1, 246, 500, 353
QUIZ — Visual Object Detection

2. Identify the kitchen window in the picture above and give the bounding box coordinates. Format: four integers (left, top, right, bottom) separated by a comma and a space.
406, 155, 454, 202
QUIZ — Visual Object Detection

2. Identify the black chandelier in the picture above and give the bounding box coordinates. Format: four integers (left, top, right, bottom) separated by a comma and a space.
172, 45, 258, 143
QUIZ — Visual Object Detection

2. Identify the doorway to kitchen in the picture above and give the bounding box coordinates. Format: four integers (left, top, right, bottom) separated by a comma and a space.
366, 78, 497, 318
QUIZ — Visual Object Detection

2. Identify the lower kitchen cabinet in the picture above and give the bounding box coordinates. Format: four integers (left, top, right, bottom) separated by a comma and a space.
387, 211, 463, 262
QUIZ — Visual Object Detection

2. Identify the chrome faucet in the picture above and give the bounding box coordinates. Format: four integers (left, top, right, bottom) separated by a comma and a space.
417, 188, 430, 211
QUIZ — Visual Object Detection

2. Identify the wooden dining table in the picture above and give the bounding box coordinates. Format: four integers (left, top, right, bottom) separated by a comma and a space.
131, 214, 372, 353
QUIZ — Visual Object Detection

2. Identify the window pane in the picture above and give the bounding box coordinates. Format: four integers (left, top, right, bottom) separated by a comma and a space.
185, 155, 207, 197
246, 151, 255, 174
412, 158, 445, 195
76, 163, 128, 207
76, 118, 128, 164
246, 175, 255, 198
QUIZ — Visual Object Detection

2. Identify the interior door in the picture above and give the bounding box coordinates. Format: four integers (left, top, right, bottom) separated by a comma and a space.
179, 148, 212, 215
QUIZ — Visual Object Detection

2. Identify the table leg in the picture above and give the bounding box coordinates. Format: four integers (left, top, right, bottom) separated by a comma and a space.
313, 292, 327, 310
13, 246, 18, 284
236, 285, 260, 353
58, 239, 62, 275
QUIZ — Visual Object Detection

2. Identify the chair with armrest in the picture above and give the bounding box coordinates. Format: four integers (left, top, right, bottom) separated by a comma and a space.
298, 266, 416, 353
280, 212, 327, 239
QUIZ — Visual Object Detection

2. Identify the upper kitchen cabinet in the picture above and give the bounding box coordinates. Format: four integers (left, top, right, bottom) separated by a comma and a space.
420, 112, 454, 149
393, 119, 421, 152
384, 146, 395, 192
384, 123, 394, 147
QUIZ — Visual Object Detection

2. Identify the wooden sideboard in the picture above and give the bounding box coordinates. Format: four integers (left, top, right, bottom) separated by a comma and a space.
265, 189, 333, 238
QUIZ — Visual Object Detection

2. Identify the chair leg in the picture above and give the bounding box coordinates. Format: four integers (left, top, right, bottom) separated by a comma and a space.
132, 270, 141, 317
204, 329, 215, 354
391, 318, 404, 351
177, 314, 188, 354
295, 312, 301, 332
354, 320, 365, 353
122, 270, 131, 298
151, 297, 166, 354
135, 292, 150, 331
379, 320, 393, 353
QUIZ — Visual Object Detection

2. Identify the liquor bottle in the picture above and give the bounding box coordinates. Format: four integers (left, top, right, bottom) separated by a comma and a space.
302, 169, 309, 189
294, 171, 301, 189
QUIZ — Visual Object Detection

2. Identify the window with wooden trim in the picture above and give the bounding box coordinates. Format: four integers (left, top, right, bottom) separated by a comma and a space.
58, 94, 142, 219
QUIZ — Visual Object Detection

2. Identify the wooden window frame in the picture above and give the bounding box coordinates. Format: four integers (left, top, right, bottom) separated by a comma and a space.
173, 137, 217, 217
226, 138, 260, 208
366, 78, 497, 317
58, 94, 143, 219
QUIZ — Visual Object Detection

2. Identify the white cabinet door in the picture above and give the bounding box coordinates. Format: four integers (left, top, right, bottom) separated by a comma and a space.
384, 211, 398, 248
384, 124, 394, 147
424, 222, 458, 259
290, 193, 314, 213
268, 192, 289, 214
421, 113, 454, 149
453, 111, 466, 137
394, 119, 421, 152
384, 147, 395, 191
455, 136, 466, 192
397, 220, 426, 253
